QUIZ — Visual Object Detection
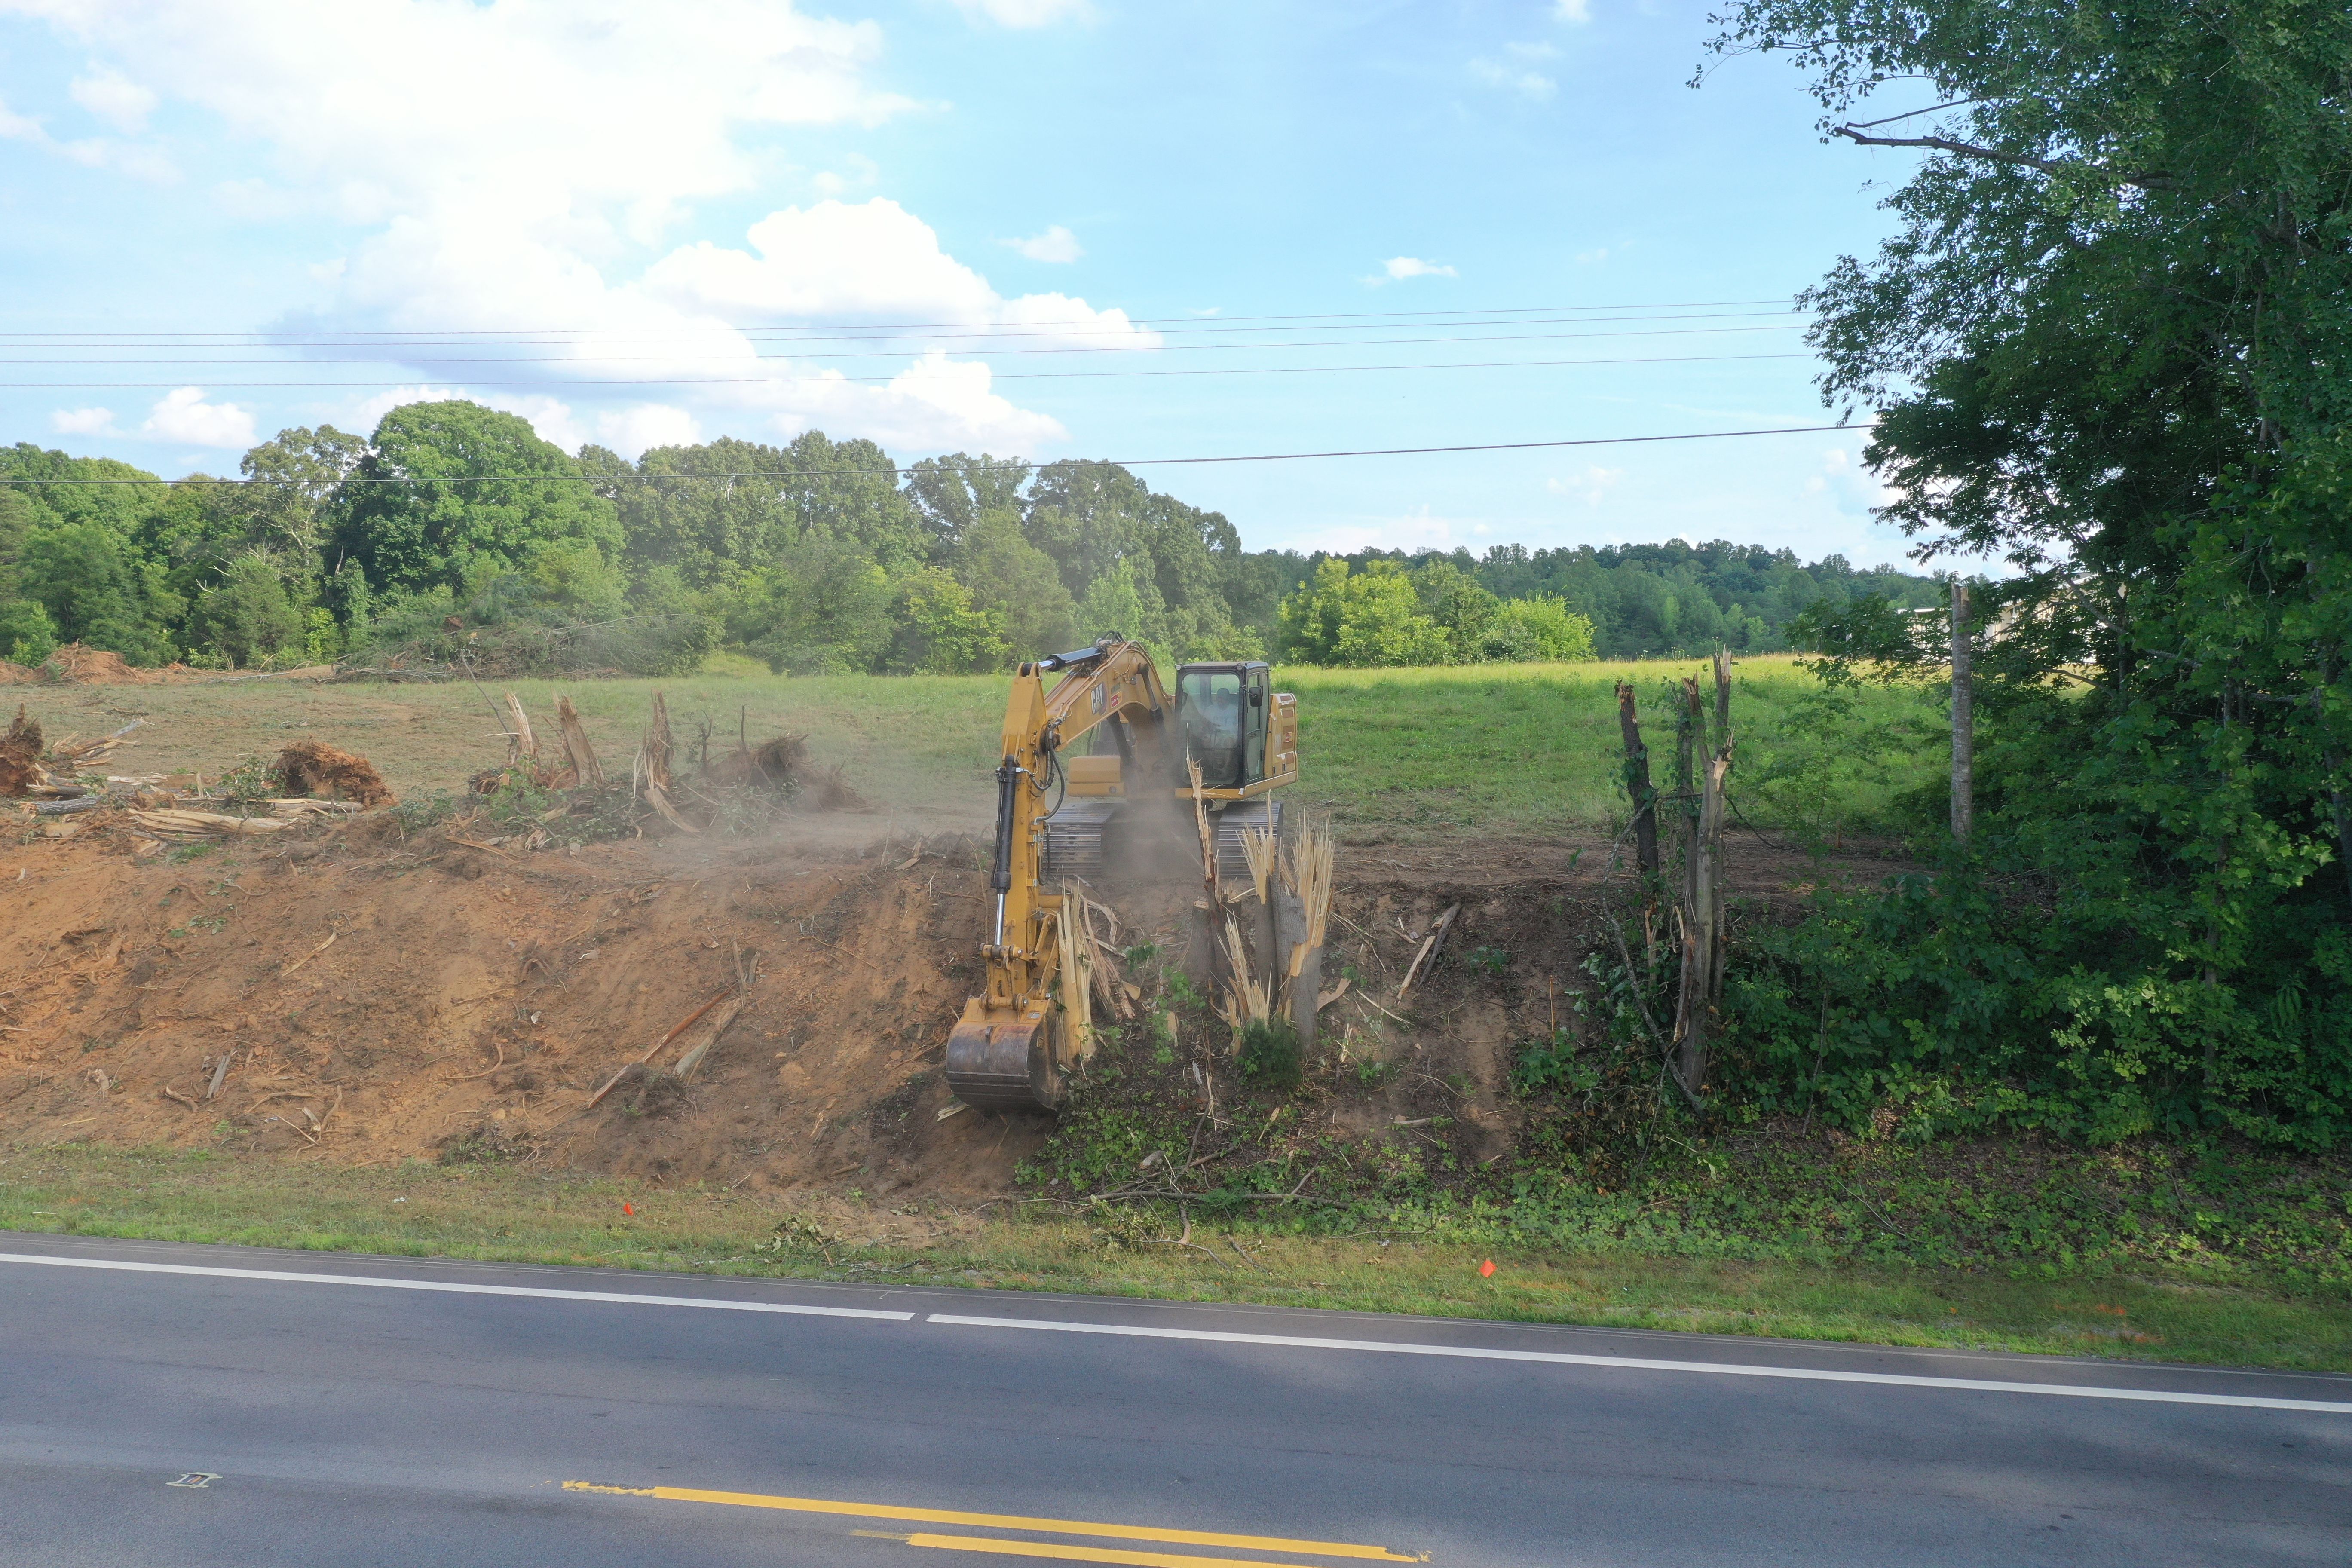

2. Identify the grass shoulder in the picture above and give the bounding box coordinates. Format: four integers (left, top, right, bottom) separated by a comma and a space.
3, 1144, 2343, 1374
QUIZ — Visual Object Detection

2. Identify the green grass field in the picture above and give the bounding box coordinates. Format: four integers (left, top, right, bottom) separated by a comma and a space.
20, 652, 1945, 842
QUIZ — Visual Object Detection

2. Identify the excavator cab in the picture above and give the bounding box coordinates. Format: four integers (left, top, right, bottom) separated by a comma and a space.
1174, 662, 1271, 789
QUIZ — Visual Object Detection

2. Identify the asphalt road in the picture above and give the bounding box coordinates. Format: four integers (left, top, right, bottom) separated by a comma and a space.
2, 1233, 2347, 1567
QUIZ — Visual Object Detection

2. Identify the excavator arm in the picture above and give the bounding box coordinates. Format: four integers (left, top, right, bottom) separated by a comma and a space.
944, 639, 1176, 1111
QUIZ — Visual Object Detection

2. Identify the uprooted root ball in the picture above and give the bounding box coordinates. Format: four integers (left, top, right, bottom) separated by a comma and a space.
273, 739, 396, 806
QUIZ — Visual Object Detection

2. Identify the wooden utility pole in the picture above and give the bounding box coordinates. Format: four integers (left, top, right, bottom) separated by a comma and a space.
1950, 580, 1974, 845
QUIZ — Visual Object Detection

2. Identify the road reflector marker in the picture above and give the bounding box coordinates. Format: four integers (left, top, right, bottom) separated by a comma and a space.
561, 1481, 1423, 1561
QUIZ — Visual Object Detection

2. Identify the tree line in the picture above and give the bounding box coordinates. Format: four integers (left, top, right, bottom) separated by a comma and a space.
0, 399, 1937, 675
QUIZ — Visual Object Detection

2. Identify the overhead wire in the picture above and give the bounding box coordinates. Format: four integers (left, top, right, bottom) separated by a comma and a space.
0, 296, 1808, 343
0, 323, 1806, 368
5, 421, 1875, 485
0, 349, 1817, 390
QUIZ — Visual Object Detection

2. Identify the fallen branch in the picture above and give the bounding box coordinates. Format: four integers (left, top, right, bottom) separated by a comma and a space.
1395, 904, 1458, 998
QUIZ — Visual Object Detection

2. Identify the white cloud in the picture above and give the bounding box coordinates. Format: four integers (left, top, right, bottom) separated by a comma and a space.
1380, 256, 1457, 282
341, 386, 704, 460
645, 200, 1149, 346
1553, 0, 1593, 22
948, 0, 1090, 24
1804, 447, 1895, 515
141, 387, 256, 448
0, 91, 41, 141
5, 2, 1149, 456
1548, 465, 1624, 507
1471, 58, 1556, 100
49, 405, 118, 436
1002, 224, 1083, 264
68, 67, 155, 132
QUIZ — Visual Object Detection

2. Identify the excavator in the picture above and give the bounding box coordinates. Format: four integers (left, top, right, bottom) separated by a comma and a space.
943, 638, 1299, 1112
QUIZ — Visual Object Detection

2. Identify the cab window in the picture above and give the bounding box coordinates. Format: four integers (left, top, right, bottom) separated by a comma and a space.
1177, 669, 1245, 787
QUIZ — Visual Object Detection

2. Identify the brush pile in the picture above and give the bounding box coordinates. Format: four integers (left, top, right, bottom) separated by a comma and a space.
5, 702, 385, 845
467, 688, 868, 845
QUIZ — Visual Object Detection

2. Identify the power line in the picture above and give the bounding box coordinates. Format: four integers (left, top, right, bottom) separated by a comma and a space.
5, 422, 1874, 485
0, 307, 1808, 351
0, 348, 1815, 391
0, 297, 1807, 342
0, 323, 1804, 368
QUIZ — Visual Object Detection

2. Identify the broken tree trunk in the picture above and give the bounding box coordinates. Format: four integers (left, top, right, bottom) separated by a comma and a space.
556, 696, 606, 788
1615, 683, 1660, 881
1672, 747, 1730, 1103
503, 693, 539, 769
1950, 579, 1974, 845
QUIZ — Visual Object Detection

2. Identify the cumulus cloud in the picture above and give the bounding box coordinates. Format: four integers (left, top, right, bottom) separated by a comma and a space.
1471, 55, 1556, 100
1547, 465, 1624, 507
4, 1, 1146, 455
645, 201, 1149, 346
1002, 224, 1083, 263
49, 405, 119, 436
1553, 0, 1593, 22
141, 387, 256, 448
1805, 447, 1896, 515
948, 0, 1090, 24
1377, 256, 1458, 283
68, 67, 155, 132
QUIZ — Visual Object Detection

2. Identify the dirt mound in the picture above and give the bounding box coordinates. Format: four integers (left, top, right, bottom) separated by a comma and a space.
0, 661, 32, 686
273, 740, 396, 807
0, 706, 40, 796
37, 645, 163, 685
0, 806, 1892, 1204
0, 822, 1052, 1198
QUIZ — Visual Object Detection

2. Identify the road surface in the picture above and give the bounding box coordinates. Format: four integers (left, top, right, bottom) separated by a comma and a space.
1, 1232, 2346, 1566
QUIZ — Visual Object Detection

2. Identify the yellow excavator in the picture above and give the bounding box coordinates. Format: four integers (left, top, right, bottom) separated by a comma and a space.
943, 638, 1299, 1111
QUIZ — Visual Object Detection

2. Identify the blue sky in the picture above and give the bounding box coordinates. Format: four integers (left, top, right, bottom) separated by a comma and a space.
0, 1, 1929, 565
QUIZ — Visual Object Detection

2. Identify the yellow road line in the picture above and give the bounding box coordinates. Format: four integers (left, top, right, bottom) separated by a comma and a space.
900, 1529, 1357, 1567
561, 1480, 1423, 1562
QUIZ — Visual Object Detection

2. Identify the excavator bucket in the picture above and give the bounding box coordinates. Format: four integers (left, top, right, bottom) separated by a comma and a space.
944, 1000, 1062, 1112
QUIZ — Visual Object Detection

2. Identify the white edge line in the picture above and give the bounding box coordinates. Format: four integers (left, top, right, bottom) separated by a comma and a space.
7, 1252, 2344, 1414
923, 1315, 2352, 1415
0, 1253, 915, 1320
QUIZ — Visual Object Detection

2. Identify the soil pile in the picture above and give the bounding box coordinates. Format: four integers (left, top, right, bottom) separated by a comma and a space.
0, 810, 1899, 1201
36, 645, 163, 685
0, 661, 33, 686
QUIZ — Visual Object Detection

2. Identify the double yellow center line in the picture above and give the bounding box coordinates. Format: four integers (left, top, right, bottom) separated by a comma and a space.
562, 1480, 1426, 1565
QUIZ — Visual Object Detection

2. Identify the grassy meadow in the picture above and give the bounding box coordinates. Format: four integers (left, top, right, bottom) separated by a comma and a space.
17, 652, 1946, 843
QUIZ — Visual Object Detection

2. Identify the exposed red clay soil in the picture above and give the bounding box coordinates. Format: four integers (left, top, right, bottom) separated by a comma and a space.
0, 814, 1902, 1199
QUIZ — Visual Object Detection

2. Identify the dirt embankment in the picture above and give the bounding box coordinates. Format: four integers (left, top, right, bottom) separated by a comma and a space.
0, 817, 1902, 1199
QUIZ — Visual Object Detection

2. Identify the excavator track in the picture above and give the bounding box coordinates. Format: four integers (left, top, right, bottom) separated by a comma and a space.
1041, 797, 1283, 886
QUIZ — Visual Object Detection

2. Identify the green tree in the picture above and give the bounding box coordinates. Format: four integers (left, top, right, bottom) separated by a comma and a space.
1708, 0, 2352, 1143
959, 509, 1076, 658
328, 402, 622, 594
17, 521, 178, 665
1483, 596, 1597, 662
724, 540, 895, 675
188, 555, 304, 668
1277, 559, 1452, 667
892, 567, 1009, 674
1412, 560, 1501, 661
